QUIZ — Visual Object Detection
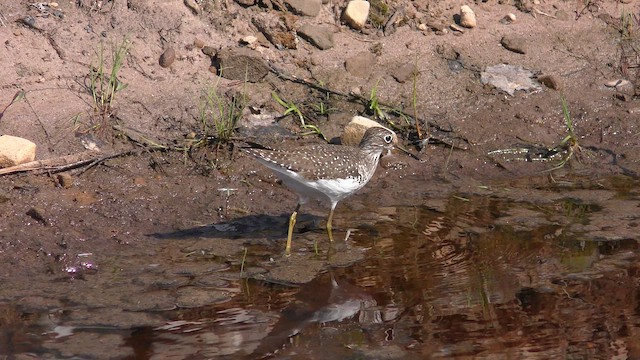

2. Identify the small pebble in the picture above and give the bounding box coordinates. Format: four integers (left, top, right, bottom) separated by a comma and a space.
26, 207, 48, 225
538, 75, 562, 90
159, 47, 176, 68
450, 23, 465, 33
193, 38, 205, 49
459, 5, 476, 28
202, 46, 216, 57
56, 173, 74, 188
240, 35, 258, 45
184, 0, 200, 14
501, 13, 516, 24
501, 35, 526, 54
604, 79, 630, 88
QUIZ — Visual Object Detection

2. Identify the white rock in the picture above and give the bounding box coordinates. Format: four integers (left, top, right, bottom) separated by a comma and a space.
459, 5, 476, 28
0, 135, 36, 167
342, 0, 370, 30
342, 116, 385, 146
241, 35, 258, 45
605, 79, 630, 88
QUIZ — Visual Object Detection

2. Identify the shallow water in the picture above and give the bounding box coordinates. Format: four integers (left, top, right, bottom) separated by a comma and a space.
1, 176, 639, 359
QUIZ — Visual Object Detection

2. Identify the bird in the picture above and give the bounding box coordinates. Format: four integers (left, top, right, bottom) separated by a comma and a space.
243, 126, 398, 255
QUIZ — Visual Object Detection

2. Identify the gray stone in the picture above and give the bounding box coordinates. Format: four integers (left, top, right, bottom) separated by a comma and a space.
391, 63, 418, 83
344, 51, 376, 78
215, 47, 269, 82
285, 0, 321, 17
298, 23, 334, 50
501, 35, 526, 54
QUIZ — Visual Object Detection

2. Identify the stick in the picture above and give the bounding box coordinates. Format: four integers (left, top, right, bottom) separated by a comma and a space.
0, 150, 132, 176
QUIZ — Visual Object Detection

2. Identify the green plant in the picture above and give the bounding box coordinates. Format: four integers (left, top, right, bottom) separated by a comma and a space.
311, 101, 336, 116
367, 79, 389, 122
620, 7, 634, 40
410, 60, 425, 140
198, 77, 246, 144
545, 96, 584, 172
272, 91, 327, 140
88, 37, 130, 126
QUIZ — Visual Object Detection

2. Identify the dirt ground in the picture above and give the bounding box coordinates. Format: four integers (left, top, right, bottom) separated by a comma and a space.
0, 0, 639, 358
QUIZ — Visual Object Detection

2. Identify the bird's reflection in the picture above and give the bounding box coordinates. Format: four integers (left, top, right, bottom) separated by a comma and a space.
252, 272, 380, 358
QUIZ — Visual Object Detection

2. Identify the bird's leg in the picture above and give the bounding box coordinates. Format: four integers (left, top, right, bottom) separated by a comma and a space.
326, 204, 336, 243
286, 203, 301, 256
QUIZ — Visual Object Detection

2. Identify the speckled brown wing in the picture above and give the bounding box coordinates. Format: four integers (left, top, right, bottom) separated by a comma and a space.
244, 144, 364, 181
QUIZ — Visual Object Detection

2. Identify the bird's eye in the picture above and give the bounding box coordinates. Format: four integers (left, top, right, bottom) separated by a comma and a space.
384, 135, 393, 143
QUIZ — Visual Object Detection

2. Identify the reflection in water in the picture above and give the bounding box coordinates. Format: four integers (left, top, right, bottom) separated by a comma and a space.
145, 198, 639, 359
2, 191, 639, 359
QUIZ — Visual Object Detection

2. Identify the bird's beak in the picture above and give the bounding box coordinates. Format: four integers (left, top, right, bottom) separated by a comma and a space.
393, 143, 420, 160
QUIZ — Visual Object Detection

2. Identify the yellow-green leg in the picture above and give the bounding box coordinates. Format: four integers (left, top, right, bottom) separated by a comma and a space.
326, 205, 336, 243
285, 204, 301, 256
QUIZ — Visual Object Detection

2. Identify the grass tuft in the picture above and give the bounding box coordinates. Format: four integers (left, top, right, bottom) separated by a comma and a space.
198, 77, 246, 145
86, 37, 130, 131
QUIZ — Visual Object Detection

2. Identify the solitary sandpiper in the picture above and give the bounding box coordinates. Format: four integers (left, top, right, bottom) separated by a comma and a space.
244, 126, 398, 255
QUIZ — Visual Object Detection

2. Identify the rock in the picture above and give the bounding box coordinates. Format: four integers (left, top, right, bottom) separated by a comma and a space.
158, 48, 175, 68
342, 116, 385, 146
344, 51, 376, 78
538, 74, 563, 90
214, 47, 269, 82
56, 173, 74, 188
500, 13, 516, 24
342, 0, 370, 30
391, 63, 418, 83
240, 35, 258, 45
234, 0, 256, 5
0, 135, 36, 167
605, 79, 634, 95
501, 35, 526, 54
450, 23, 465, 33
202, 46, 216, 57
193, 38, 205, 49
252, 14, 298, 49
284, 0, 321, 17
297, 23, 334, 50
26, 207, 48, 225
459, 5, 476, 28
183, 0, 200, 15
481, 64, 542, 96
424, 18, 447, 32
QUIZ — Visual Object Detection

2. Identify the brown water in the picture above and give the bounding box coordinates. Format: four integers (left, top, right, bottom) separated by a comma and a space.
1, 176, 639, 360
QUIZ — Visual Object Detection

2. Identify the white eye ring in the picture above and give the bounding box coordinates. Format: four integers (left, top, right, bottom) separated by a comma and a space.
384, 134, 393, 143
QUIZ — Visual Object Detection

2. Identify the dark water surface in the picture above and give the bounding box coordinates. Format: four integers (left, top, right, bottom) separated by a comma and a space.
2, 177, 639, 359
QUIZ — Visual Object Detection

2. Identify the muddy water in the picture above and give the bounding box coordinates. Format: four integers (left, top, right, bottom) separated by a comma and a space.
1, 175, 639, 359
